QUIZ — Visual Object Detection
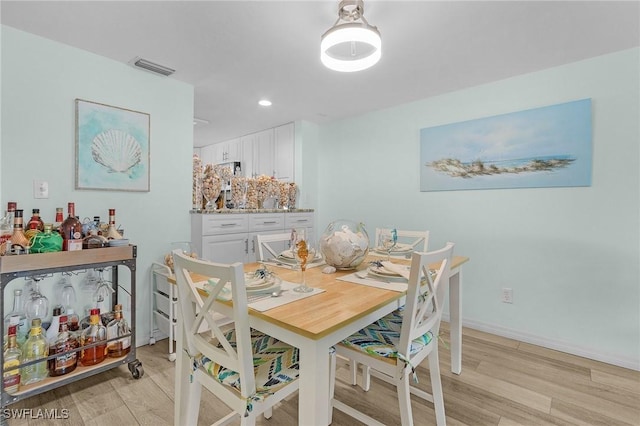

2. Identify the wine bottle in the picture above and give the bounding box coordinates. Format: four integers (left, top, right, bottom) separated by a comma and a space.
60, 203, 83, 251
30, 223, 63, 253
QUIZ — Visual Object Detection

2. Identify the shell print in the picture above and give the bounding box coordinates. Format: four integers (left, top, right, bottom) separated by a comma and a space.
91, 129, 142, 173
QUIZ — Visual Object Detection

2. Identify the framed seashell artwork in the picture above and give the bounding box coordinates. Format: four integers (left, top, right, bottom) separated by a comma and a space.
75, 99, 150, 191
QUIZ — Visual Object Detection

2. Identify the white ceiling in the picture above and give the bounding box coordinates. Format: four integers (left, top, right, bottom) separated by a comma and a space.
2, 1, 638, 148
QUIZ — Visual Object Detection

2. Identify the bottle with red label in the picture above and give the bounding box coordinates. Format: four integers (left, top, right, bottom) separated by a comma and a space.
60, 203, 83, 251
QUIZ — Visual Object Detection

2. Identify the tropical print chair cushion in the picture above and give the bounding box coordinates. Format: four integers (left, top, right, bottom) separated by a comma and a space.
193, 328, 299, 399
340, 306, 433, 359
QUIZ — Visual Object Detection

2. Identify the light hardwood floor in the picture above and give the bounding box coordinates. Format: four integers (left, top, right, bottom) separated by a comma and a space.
5, 323, 639, 426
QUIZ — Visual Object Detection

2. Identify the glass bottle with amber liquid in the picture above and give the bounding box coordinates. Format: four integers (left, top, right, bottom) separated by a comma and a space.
106, 304, 131, 357
9, 209, 31, 253
27, 209, 45, 232
80, 308, 107, 366
48, 315, 79, 377
3, 325, 22, 394
60, 203, 83, 251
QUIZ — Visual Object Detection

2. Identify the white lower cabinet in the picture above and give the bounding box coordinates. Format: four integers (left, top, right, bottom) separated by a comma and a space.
192, 211, 315, 264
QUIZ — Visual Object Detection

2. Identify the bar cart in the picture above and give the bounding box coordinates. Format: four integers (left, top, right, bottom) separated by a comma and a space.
0, 245, 142, 416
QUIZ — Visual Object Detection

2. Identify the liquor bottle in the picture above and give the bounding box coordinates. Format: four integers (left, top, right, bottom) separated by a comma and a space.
65, 308, 80, 338
79, 309, 107, 366
106, 304, 131, 358
4, 289, 29, 346
27, 209, 45, 232
10, 209, 30, 252
47, 315, 78, 377
60, 203, 83, 251
105, 209, 123, 240
21, 318, 49, 385
0, 202, 17, 247
30, 223, 63, 253
52, 208, 64, 232
46, 307, 63, 344
3, 325, 22, 394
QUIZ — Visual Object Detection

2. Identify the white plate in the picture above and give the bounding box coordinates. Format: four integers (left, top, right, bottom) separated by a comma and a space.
244, 273, 276, 290
373, 243, 412, 253
368, 264, 410, 277
247, 283, 281, 295
367, 269, 408, 282
278, 250, 322, 263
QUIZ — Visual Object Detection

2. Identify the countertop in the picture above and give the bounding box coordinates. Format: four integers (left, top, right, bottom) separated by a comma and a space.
190, 208, 314, 214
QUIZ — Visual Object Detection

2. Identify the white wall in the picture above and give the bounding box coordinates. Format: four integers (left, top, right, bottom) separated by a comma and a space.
314, 48, 640, 369
1, 26, 194, 344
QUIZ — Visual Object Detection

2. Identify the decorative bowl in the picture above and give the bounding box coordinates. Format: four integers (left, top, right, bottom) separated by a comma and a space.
319, 220, 369, 270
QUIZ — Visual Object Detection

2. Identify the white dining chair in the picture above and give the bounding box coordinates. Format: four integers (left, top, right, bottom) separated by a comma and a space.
374, 228, 430, 253
353, 228, 431, 390
255, 232, 292, 261
330, 242, 455, 426
172, 250, 300, 426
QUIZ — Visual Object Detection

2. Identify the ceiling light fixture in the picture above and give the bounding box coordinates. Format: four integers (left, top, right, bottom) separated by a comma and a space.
129, 56, 175, 76
321, 0, 381, 73
258, 99, 272, 107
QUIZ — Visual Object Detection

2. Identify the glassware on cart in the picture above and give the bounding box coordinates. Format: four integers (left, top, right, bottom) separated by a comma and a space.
24, 278, 50, 330
291, 228, 314, 293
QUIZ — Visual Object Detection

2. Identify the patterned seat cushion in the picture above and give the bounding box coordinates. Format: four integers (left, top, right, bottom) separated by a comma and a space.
193, 328, 299, 398
340, 306, 433, 360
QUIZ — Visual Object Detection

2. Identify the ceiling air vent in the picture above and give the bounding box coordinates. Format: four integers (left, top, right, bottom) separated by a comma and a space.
130, 57, 175, 76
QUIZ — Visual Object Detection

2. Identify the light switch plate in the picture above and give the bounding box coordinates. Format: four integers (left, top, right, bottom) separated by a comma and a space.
33, 180, 49, 199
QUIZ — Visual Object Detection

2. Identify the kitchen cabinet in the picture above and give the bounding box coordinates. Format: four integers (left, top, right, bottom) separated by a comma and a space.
0, 246, 143, 409
238, 123, 295, 179
199, 138, 241, 166
274, 123, 295, 181
191, 211, 314, 264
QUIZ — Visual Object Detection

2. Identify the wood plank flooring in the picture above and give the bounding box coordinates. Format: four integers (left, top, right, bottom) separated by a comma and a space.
5, 323, 639, 425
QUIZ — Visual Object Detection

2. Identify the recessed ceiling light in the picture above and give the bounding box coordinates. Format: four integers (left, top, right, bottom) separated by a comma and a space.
258, 99, 272, 107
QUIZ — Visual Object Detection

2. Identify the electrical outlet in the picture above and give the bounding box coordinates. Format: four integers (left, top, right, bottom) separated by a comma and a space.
501, 288, 513, 304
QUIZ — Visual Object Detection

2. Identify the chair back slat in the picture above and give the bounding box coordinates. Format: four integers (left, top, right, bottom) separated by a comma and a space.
398, 243, 454, 358
172, 250, 257, 398
255, 232, 293, 261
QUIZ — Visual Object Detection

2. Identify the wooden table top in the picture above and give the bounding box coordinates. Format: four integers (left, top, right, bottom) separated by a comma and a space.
170, 255, 469, 340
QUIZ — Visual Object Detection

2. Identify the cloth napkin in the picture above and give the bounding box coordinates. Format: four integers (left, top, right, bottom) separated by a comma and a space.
381, 261, 411, 280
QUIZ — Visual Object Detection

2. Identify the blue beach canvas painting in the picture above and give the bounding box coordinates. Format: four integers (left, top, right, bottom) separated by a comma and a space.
420, 99, 592, 191
75, 99, 150, 191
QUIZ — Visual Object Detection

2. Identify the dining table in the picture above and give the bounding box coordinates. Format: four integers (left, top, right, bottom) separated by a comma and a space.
172, 253, 469, 426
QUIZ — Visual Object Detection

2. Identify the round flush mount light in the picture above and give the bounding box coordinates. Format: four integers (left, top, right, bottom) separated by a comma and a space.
321, 0, 381, 73
258, 99, 272, 107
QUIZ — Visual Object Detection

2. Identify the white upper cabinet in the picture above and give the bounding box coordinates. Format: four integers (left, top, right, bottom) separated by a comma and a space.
253, 129, 275, 177
274, 123, 294, 182
199, 138, 241, 166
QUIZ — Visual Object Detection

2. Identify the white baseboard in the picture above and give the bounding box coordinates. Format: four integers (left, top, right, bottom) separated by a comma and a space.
442, 314, 640, 371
